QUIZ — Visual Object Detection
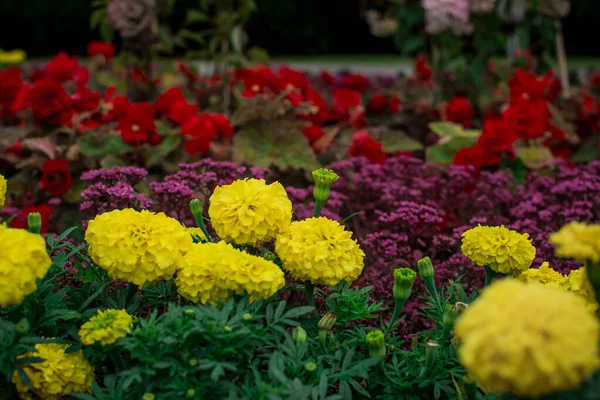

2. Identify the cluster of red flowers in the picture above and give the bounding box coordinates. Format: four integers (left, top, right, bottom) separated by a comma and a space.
453, 69, 565, 167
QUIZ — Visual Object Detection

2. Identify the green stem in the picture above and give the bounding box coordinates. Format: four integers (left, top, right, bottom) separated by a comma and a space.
313, 200, 324, 218
125, 283, 138, 307
385, 298, 407, 335
484, 266, 498, 286
318, 329, 327, 349
304, 282, 315, 309
192, 213, 212, 243
423, 277, 442, 313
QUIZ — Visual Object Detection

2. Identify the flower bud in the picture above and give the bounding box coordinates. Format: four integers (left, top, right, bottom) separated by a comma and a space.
142, 394, 155, 400
417, 257, 434, 279
27, 212, 42, 234
224, 325, 232, 333
393, 268, 416, 302
442, 303, 460, 331
190, 199, 203, 218
186, 389, 196, 398
242, 313, 253, 321
184, 309, 195, 316
304, 362, 317, 372
292, 327, 307, 343
189, 359, 198, 366
365, 330, 386, 357
420, 340, 440, 377
263, 251, 278, 263
312, 168, 339, 202
15, 319, 29, 334
317, 312, 336, 331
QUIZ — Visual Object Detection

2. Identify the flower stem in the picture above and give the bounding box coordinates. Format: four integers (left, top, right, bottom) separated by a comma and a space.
385, 298, 407, 335
313, 200, 324, 218
304, 282, 315, 309
484, 266, 498, 286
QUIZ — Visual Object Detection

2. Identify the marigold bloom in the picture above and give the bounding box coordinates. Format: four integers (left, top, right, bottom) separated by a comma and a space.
175, 241, 285, 304
549, 222, 600, 263
79, 309, 133, 346
208, 179, 292, 246
85, 209, 192, 286
0, 224, 52, 307
12, 343, 94, 399
565, 268, 599, 312
276, 217, 365, 286
0, 173, 6, 207
461, 225, 536, 274
185, 227, 208, 242
456, 280, 599, 398
516, 262, 567, 287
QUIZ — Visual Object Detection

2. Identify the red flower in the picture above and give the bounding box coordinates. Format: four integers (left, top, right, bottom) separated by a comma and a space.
45, 52, 81, 83
302, 125, 326, 146
453, 145, 485, 168
39, 159, 73, 197
26, 78, 74, 126
367, 95, 388, 113
181, 114, 217, 155
236, 66, 279, 98
349, 130, 388, 164
72, 87, 102, 113
177, 62, 198, 82
10, 205, 52, 233
156, 88, 185, 115
389, 95, 402, 114
100, 87, 130, 122
477, 119, 517, 164
320, 70, 337, 85
332, 88, 361, 117
278, 66, 309, 93
118, 102, 160, 145
87, 41, 116, 62
297, 88, 328, 125
445, 96, 473, 128
415, 55, 433, 81
168, 99, 199, 125
509, 69, 561, 102
131, 67, 159, 84
285, 91, 303, 107
503, 97, 550, 140
210, 113, 234, 139
5, 140, 23, 156
342, 73, 370, 92
0, 68, 24, 119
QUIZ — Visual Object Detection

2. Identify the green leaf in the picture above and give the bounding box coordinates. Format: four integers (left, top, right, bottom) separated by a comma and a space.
180, 29, 206, 45
232, 121, 319, 171
283, 306, 314, 319
79, 135, 134, 158
99, 23, 115, 43
90, 9, 106, 30
379, 130, 423, 152
426, 135, 478, 165
428, 122, 479, 138
231, 25, 246, 54
144, 136, 181, 168
515, 145, 554, 169
186, 9, 207, 24
100, 155, 126, 169
571, 134, 600, 164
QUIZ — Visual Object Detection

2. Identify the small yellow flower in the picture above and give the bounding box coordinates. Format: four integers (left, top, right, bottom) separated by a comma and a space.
549, 222, 600, 263
461, 225, 536, 274
275, 217, 365, 286
516, 262, 567, 287
79, 309, 133, 346
565, 267, 599, 312
176, 241, 285, 304
455, 279, 599, 398
85, 209, 193, 286
0, 173, 6, 207
12, 343, 94, 399
0, 224, 52, 307
0, 49, 26, 64
208, 179, 292, 246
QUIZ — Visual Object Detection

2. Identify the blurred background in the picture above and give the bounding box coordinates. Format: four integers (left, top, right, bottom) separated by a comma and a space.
1, 0, 598, 58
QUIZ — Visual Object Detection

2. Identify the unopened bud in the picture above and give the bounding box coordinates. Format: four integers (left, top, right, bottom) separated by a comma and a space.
242, 313, 252, 321
15, 319, 29, 334
186, 389, 196, 397
190, 199, 203, 218
292, 327, 307, 343
317, 312, 336, 331
27, 212, 42, 234
304, 362, 317, 372
189, 359, 198, 366
142, 394, 155, 400
417, 257, 434, 279
224, 325, 232, 333
184, 309, 195, 316
365, 330, 386, 358
263, 251, 277, 263
442, 304, 460, 331
312, 168, 339, 202
393, 268, 416, 302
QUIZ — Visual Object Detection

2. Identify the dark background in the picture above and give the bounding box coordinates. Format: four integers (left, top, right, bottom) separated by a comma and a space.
0, 0, 598, 57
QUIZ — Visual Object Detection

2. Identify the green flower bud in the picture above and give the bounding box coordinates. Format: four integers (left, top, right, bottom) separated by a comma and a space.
184, 309, 195, 316
186, 389, 196, 398
422, 340, 440, 375
189, 359, 198, 366
242, 313, 252, 321
263, 251, 278, 263
27, 212, 42, 234
15, 319, 29, 334
417, 257, 434, 279
312, 168, 339, 202
304, 362, 317, 372
292, 327, 307, 343
442, 303, 460, 331
142, 394, 155, 400
365, 330, 386, 358
317, 312, 336, 331
190, 199, 203, 218
224, 325, 232, 333
393, 268, 416, 302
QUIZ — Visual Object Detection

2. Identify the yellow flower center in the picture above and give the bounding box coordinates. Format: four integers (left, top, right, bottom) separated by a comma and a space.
131, 124, 140, 132
311, 105, 320, 114
251, 84, 260, 92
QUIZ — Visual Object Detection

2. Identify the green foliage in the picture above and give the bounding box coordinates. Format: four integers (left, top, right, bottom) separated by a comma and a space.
79, 135, 134, 158
325, 284, 386, 326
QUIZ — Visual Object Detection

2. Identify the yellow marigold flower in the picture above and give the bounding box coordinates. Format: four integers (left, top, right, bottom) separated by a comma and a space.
461, 225, 536, 274
516, 262, 567, 287
0, 49, 26, 64
0, 224, 52, 307
549, 222, 600, 263
208, 179, 292, 246
0, 173, 6, 207
185, 227, 208, 242
12, 343, 94, 399
176, 241, 285, 304
79, 309, 133, 346
275, 217, 365, 286
455, 279, 600, 398
85, 209, 192, 286
565, 267, 599, 312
